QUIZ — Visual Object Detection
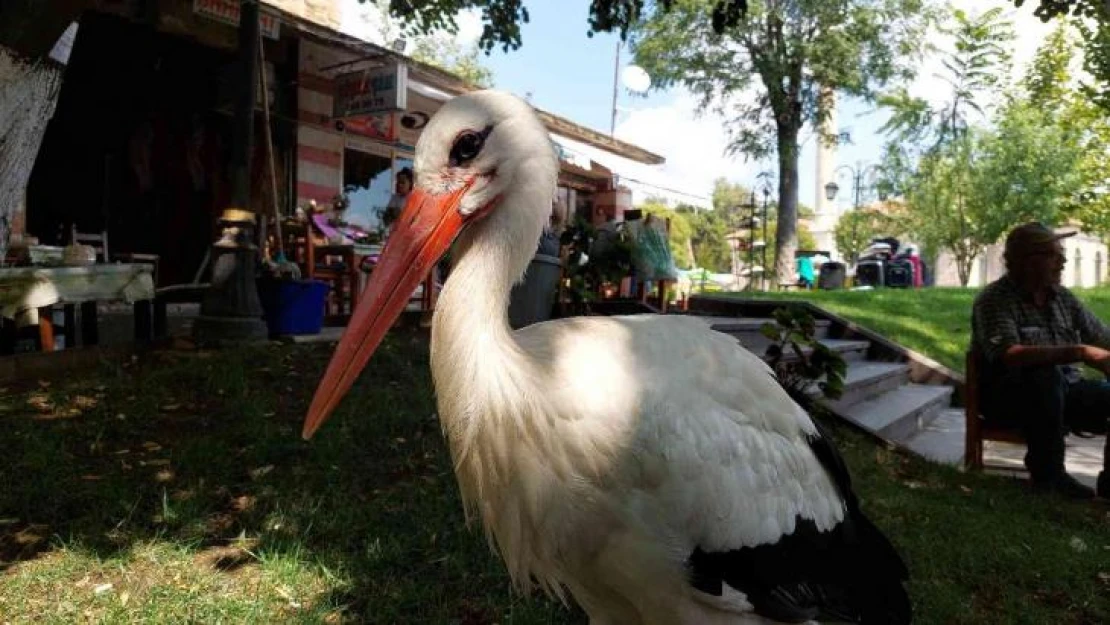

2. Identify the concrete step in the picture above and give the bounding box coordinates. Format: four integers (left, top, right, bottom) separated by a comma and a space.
698, 316, 831, 339
833, 383, 954, 443
900, 409, 1105, 488
899, 408, 965, 465
817, 361, 910, 408
738, 337, 871, 362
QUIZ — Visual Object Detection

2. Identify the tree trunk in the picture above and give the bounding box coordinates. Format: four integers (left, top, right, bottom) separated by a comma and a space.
774, 125, 801, 285
956, 251, 972, 287
0, 43, 65, 239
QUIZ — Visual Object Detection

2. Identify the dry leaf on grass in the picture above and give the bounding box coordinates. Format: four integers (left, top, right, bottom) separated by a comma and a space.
249, 465, 275, 480
26, 394, 52, 412
72, 395, 98, 409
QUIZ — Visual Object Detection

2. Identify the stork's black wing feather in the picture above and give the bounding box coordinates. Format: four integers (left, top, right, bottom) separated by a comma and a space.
686, 422, 911, 625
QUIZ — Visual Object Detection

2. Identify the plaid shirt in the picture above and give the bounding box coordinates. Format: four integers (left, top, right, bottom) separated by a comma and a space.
972, 275, 1110, 383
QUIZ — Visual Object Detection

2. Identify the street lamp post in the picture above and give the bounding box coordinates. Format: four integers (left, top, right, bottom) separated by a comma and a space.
760, 185, 770, 291
743, 191, 762, 291
824, 162, 885, 265
609, 42, 651, 136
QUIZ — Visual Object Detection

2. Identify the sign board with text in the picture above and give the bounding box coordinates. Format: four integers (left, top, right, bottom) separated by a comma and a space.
193, 0, 281, 39
333, 62, 409, 118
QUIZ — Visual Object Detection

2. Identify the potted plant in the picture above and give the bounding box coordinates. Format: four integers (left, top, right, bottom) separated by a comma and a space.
557, 216, 633, 316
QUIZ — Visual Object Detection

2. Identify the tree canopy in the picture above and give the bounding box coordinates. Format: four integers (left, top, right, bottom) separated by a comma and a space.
879, 7, 1087, 286
382, 1, 1110, 53
352, 0, 495, 86
1013, 0, 1109, 21
629, 0, 932, 284
834, 208, 900, 266
376, 0, 749, 53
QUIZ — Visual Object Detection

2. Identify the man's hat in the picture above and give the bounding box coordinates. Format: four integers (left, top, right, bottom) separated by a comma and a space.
1004, 222, 1076, 257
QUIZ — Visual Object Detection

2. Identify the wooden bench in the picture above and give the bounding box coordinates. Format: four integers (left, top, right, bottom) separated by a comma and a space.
964, 350, 1026, 470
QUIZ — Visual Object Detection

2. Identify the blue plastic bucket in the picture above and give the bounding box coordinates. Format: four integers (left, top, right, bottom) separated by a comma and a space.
259, 278, 330, 337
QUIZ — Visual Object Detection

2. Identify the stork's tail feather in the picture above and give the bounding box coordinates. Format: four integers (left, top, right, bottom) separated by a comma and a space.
837, 509, 912, 625
688, 507, 911, 625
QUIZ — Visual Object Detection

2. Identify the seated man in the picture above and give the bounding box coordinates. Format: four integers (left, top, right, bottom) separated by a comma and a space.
971, 222, 1109, 499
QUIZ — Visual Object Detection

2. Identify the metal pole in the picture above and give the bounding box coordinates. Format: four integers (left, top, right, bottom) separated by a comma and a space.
747, 192, 755, 291
852, 166, 862, 265
761, 190, 769, 291
610, 41, 621, 136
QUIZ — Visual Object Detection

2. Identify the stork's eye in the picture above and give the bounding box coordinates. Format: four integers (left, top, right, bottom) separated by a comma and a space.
449, 127, 491, 166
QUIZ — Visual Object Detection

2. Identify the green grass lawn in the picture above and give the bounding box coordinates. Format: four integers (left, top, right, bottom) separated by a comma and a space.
721, 285, 1110, 373
1, 331, 1108, 624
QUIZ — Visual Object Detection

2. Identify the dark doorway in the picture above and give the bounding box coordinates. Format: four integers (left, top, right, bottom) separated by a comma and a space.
27, 12, 236, 287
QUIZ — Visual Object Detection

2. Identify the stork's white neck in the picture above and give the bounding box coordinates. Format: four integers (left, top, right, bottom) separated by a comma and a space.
434, 235, 515, 347
429, 185, 548, 421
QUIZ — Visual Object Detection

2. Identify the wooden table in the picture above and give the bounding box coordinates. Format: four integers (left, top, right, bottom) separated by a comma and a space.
0, 264, 156, 352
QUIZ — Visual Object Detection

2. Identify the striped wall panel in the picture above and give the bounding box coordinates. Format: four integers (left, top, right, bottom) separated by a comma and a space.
295, 39, 345, 208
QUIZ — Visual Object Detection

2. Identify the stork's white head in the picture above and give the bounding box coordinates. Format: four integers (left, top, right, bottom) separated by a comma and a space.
412, 90, 558, 224
302, 90, 558, 439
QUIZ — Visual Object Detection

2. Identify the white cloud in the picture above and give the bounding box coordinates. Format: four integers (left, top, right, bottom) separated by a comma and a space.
614, 91, 757, 206
338, 0, 392, 45
454, 10, 484, 48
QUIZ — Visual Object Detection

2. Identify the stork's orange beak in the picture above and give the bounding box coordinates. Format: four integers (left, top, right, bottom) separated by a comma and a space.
302, 183, 471, 439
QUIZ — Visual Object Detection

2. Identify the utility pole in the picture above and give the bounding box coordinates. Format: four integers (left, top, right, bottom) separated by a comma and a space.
610, 40, 620, 136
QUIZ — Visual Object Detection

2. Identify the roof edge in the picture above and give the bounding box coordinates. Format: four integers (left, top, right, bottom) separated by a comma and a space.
271, 4, 664, 165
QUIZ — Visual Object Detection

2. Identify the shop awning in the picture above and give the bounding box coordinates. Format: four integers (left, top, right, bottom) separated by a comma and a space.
550, 134, 711, 210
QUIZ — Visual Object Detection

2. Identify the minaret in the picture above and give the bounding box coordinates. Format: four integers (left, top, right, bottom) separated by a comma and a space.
811, 86, 839, 258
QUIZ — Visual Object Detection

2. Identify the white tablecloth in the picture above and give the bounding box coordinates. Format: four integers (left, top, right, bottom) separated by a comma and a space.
0, 264, 155, 324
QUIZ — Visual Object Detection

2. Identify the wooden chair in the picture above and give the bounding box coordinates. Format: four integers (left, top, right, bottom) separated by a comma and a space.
964, 350, 1026, 470
70, 223, 161, 285
635, 279, 671, 313
70, 224, 109, 261
283, 220, 359, 321
114, 251, 161, 286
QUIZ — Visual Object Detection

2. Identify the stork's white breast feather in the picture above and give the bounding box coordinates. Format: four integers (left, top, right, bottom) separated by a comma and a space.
439, 313, 844, 592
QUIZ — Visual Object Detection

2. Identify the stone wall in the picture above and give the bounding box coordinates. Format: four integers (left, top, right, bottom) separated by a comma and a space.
263, 0, 341, 31
933, 229, 1108, 288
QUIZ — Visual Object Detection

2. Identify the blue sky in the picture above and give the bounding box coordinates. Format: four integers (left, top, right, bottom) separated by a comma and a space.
343, 0, 1054, 210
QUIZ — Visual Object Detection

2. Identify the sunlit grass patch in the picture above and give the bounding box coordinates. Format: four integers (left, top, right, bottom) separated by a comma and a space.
722, 286, 1110, 372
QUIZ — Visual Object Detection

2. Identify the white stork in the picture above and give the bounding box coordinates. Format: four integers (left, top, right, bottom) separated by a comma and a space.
303, 90, 911, 625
